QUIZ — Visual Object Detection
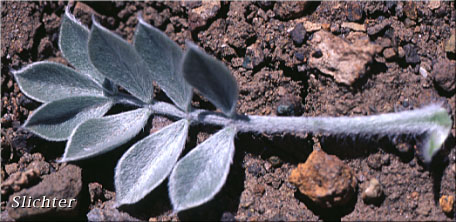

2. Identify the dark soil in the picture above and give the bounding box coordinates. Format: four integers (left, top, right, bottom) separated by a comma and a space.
1, 1, 455, 221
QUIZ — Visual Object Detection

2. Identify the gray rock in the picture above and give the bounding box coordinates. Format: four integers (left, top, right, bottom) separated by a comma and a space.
291, 23, 306, 45
403, 44, 420, 64
243, 42, 264, 70
247, 162, 264, 177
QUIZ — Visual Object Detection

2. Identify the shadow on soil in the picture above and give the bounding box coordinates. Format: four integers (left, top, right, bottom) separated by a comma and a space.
294, 188, 358, 221
430, 133, 455, 210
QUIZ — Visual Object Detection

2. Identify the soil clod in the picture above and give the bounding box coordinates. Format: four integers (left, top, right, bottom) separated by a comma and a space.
288, 149, 358, 208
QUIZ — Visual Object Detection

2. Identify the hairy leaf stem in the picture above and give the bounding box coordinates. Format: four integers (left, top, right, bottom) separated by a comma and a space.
139, 98, 451, 138
112, 88, 451, 163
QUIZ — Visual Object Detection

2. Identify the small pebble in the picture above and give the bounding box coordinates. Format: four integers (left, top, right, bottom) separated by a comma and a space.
271, 180, 282, 189
362, 178, 383, 204
247, 163, 263, 177
445, 32, 455, 54
367, 154, 383, 170
383, 47, 396, 60
240, 198, 253, 209
330, 23, 340, 34
289, 150, 357, 208
268, 156, 282, 168
398, 46, 405, 58
276, 95, 302, 116
4, 163, 19, 175
346, 3, 364, 22
381, 155, 390, 166
403, 44, 420, 64
419, 66, 428, 78
89, 182, 104, 203
295, 52, 304, 61
411, 191, 419, 200
432, 59, 456, 93
439, 195, 454, 214
220, 212, 235, 222
402, 99, 410, 108
253, 184, 265, 195
291, 23, 306, 45
396, 142, 411, 153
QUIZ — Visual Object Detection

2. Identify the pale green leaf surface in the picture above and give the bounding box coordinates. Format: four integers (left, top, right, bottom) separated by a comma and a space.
134, 17, 192, 111
13, 61, 103, 103
115, 119, 189, 206
169, 126, 237, 212
24, 96, 113, 141
88, 18, 154, 103
61, 108, 151, 162
59, 7, 105, 84
421, 107, 452, 162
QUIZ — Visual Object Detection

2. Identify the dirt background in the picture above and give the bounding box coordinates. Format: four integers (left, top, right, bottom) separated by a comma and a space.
1, 1, 455, 221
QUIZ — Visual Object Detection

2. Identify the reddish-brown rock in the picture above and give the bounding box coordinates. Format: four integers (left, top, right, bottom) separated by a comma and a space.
7, 165, 82, 220
439, 195, 454, 214
289, 149, 357, 208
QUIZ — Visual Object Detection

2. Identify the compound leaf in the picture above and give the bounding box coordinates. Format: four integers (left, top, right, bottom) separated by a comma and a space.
169, 126, 237, 212
134, 16, 192, 111
182, 42, 238, 117
13, 61, 104, 103
24, 96, 113, 141
115, 119, 190, 206
61, 108, 151, 162
59, 7, 105, 84
89, 17, 154, 103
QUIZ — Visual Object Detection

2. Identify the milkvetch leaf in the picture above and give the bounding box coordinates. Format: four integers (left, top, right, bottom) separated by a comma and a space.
88, 17, 154, 103
13, 61, 104, 103
61, 108, 151, 162
24, 96, 113, 141
169, 126, 237, 212
134, 16, 192, 111
182, 42, 238, 116
59, 7, 105, 84
115, 119, 190, 206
